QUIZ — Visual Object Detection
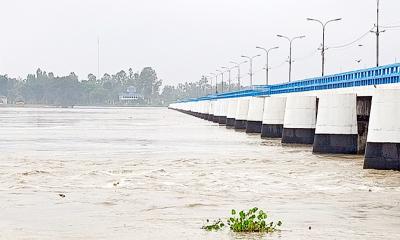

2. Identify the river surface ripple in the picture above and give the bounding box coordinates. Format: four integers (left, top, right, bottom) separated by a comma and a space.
0, 107, 399, 240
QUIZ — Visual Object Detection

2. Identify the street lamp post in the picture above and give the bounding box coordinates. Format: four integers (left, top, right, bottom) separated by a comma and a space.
216, 69, 224, 93
209, 72, 218, 94
230, 60, 247, 90
307, 17, 342, 76
221, 66, 233, 91
277, 34, 305, 82
204, 75, 213, 95
256, 46, 279, 85
241, 55, 261, 87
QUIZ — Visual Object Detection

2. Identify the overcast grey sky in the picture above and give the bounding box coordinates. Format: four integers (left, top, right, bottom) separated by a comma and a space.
0, 0, 399, 86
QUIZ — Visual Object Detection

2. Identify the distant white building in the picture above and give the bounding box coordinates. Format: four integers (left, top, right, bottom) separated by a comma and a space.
119, 86, 142, 102
0, 96, 7, 105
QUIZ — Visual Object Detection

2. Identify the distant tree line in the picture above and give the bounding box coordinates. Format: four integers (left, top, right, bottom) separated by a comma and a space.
0, 68, 234, 106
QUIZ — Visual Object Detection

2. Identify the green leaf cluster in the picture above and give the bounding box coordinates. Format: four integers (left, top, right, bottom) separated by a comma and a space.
227, 207, 282, 233
202, 219, 225, 231
202, 208, 282, 233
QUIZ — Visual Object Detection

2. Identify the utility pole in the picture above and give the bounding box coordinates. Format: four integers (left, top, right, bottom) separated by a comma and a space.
371, 0, 385, 67
376, 0, 380, 67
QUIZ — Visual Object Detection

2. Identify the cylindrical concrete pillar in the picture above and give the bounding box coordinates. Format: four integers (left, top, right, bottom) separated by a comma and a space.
282, 96, 317, 144
234, 98, 250, 130
246, 97, 265, 133
364, 90, 400, 171
226, 99, 239, 128
261, 97, 287, 138
313, 94, 358, 154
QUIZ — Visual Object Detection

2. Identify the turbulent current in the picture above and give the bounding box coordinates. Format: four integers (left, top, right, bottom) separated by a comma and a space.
0, 107, 399, 240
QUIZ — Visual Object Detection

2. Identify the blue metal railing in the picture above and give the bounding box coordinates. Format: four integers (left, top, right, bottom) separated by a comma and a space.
269, 63, 400, 95
179, 63, 400, 103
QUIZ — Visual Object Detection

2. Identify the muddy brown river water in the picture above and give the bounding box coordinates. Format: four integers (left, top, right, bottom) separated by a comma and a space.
0, 107, 399, 239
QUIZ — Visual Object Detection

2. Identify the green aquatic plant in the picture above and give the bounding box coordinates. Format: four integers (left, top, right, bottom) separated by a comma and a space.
228, 208, 282, 233
202, 219, 225, 231
202, 208, 282, 233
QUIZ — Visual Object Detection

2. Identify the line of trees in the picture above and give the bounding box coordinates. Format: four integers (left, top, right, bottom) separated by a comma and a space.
0, 68, 225, 106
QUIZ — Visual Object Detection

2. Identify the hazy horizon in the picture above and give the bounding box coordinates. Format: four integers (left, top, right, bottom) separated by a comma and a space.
0, 0, 399, 86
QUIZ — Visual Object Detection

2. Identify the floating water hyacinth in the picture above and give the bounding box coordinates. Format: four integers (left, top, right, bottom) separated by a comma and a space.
202, 208, 282, 233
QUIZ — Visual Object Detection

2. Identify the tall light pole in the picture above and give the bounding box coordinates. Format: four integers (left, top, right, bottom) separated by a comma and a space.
307, 18, 342, 76
256, 46, 279, 85
205, 75, 213, 95
230, 60, 247, 90
241, 55, 261, 87
97, 37, 100, 79
221, 66, 233, 91
277, 34, 305, 82
216, 69, 225, 93
209, 72, 217, 94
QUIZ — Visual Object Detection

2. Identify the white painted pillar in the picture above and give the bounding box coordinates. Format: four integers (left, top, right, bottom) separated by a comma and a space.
313, 94, 358, 154
218, 99, 228, 125
261, 97, 287, 138
282, 95, 317, 144
226, 98, 239, 127
364, 90, 400, 170
234, 97, 250, 129
208, 100, 215, 121
212, 100, 222, 123
246, 97, 265, 133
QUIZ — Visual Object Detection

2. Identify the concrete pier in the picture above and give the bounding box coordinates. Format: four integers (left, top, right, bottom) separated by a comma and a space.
212, 100, 221, 123
234, 98, 250, 130
226, 99, 238, 128
313, 94, 358, 154
282, 96, 317, 144
218, 99, 228, 125
202, 100, 210, 120
207, 101, 215, 121
246, 97, 265, 133
364, 90, 400, 170
261, 97, 286, 138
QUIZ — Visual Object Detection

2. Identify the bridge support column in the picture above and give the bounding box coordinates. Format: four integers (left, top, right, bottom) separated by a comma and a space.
226, 99, 238, 128
202, 100, 210, 120
218, 99, 228, 125
212, 100, 221, 123
313, 94, 358, 154
261, 97, 287, 138
282, 96, 317, 144
364, 90, 400, 171
207, 101, 215, 121
195, 102, 202, 118
246, 97, 265, 133
234, 98, 250, 130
